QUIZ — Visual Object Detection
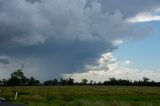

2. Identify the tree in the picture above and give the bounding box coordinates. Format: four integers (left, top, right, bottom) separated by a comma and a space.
60, 78, 67, 85
52, 79, 58, 85
44, 80, 53, 86
89, 80, 93, 85
28, 77, 40, 86
11, 69, 25, 79
143, 77, 150, 86
67, 78, 74, 85
0, 80, 3, 86
7, 69, 27, 86
81, 79, 88, 85
7, 77, 21, 86
43, 79, 58, 86
143, 77, 150, 82
109, 78, 117, 85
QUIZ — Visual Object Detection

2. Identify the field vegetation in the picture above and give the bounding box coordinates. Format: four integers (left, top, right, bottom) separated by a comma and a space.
0, 86, 160, 106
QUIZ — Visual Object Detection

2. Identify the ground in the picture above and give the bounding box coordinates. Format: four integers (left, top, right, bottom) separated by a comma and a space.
0, 86, 160, 106
0, 100, 23, 106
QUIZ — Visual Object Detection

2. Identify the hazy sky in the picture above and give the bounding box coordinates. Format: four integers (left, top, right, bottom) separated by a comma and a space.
0, 0, 160, 81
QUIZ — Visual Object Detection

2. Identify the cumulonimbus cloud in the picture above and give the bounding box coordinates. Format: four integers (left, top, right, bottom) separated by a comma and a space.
0, 0, 158, 80
63, 53, 160, 82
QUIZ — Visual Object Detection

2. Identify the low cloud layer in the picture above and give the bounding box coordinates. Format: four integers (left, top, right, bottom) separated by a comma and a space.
64, 53, 160, 82
0, 0, 159, 80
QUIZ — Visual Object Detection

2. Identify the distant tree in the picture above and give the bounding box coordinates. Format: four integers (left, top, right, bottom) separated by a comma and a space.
67, 78, 74, 85
89, 80, 93, 85
7, 69, 27, 86
118, 79, 131, 86
81, 79, 88, 85
109, 78, 117, 85
28, 77, 40, 86
143, 77, 150, 82
93, 82, 97, 85
0, 80, 3, 86
11, 64, 25, 82
143, 77, 150, 86
97, 81, 102, 86
60, 78, 67, 85
103, 80, 109, 85
1, 79, 7, 86
11, 69, 24, 79
44, 80, 53, 86
7, 77, 21, 86
52, 79, 58, 85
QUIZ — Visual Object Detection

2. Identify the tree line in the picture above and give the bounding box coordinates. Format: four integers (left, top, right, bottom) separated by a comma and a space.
0, 69, 160, 86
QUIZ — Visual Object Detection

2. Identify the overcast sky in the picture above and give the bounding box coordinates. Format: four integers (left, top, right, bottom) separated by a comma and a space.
0, 0, 160, 81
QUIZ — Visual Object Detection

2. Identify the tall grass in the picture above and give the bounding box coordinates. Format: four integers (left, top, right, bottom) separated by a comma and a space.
0, 86, 160, 106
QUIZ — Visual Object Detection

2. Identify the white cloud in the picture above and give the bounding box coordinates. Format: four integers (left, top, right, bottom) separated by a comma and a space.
124, 60, 131, 65
127, 8, 160, 23
112, 39, 123, 46
127, 14, 160, 23
63, 53, 160, 82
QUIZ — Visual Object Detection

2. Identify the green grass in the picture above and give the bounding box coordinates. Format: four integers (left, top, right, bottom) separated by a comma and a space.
0, 86, 160, 106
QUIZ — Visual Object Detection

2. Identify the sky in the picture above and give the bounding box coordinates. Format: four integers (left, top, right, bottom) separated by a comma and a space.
0, 0, 160, 82
113, 22, 160, 71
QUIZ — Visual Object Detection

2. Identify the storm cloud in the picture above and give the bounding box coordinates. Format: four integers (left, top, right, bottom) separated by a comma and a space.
0, 58, 9, 64
64, 53, 160, 82
0, 0, 159, 80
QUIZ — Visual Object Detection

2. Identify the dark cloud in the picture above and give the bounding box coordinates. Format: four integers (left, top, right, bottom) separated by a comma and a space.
0, 38, 116, 78
100, 0, 160, 18
0, 0, 158, 80
26, 0, 41, 3
0, 58, 10, 64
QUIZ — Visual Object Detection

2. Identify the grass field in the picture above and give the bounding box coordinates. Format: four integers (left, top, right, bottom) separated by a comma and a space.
0, 86, 160, 106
